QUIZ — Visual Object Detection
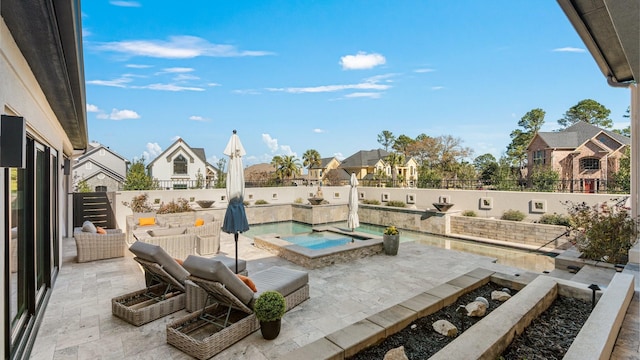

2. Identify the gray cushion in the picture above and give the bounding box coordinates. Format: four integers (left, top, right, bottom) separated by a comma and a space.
183, 255, 254, 305
81, 221, 97, 233
147, 227, 186, 237
212, 254, 246, 274
129, 241, 189, 284
251, 266, 308, 298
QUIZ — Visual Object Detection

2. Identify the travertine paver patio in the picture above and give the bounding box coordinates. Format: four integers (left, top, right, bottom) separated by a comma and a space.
29, 232, 637, 359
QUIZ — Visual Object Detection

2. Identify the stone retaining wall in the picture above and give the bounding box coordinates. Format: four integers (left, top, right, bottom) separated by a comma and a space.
450, 215, 570, 248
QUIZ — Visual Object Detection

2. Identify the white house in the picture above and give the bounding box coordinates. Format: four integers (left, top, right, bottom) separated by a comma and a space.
147, 138, 217, 189
73, 142, 129, 192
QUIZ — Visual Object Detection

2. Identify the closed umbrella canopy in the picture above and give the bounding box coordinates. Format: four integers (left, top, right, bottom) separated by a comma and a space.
222, 130, 249, 274
347, 172, 359, 231
222, 130, 249, 234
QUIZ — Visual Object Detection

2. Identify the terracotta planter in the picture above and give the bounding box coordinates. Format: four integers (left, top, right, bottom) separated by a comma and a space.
383, 234, 400, 255
259, 319, 281, 340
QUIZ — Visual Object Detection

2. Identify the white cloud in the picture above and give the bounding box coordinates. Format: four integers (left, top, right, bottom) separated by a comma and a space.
134, 83, 205, 91
232, 89, 260, 95
87, 76, 133, 88
102, 108, 140, 120
95, 35, 273, 59
431, 86, 444, 91
313, 128, 325, 133
279, 145, 296, 157
171, 135, 181, 142
208, 82, 222, 87
262, 134, 279, 152
267, 81, 390, 94
83, 29, 92, 37
160, 67, 194, 73
552, 47, 586, 53
142, 142, 162, 161
110, 1, 141, 7
345, 92, 382, 99
414, 68, 435, 73
126, 64, 152, 68
189, 115, 208, 122
340, 52, 386, 70
173, 74, 200, 82
86, 104, 100, 112
333, 152, 345, 161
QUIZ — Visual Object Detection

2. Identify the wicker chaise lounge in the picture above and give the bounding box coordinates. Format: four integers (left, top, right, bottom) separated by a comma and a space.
167, 255, 310, 359
112, 241, 190, 326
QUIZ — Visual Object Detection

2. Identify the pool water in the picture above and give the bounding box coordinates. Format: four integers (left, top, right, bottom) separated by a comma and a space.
281, 231, 359, 250
245, 221, 556, 273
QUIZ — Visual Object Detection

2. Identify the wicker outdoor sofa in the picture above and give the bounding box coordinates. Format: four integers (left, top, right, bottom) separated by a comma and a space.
73, 222, 126, 263
167, 255, 310, 359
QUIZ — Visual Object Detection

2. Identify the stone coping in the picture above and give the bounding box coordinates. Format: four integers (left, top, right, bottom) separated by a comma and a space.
280, 268, 635, 360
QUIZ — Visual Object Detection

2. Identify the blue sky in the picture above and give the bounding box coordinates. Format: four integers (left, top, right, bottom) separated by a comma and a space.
82, 1, 631, 168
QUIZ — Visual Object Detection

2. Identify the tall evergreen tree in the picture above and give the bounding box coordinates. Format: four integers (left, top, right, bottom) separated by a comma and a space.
506, 108, 545, 168
377, 130, 395, 151
123, 158, 156, 190
558, 99, 612, 129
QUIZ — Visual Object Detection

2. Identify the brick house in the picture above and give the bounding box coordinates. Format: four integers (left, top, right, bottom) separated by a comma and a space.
526, 121, 630, 192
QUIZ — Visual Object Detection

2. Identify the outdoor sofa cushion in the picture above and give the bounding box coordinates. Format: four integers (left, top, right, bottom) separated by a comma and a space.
129, 241, 189, 284
81, 220, 97, 233
147, 227, 186, 237
250, 266, 309, 299
183, 255, 254, 305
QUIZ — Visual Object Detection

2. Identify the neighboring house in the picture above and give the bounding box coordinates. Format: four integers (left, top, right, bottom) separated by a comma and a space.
1, 2, 86, 358
526, 121, 630, 193
308, 157, 341, 185
72, 142, 129, 192
245, 163, 277, 186
339, 149, 419, 187
147, 138, 217, 189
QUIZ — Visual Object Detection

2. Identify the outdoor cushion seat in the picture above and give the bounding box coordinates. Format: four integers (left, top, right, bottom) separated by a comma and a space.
250, 266, 309, 301
73, 225, 125, 263
184, 254, 247, 312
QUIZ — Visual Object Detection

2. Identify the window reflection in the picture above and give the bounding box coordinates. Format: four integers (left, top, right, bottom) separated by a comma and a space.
9, 167, 26, 332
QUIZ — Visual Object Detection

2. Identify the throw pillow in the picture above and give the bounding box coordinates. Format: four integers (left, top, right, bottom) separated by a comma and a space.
138, 217, 155, 226
81, 220, 97, 233
96, 226, 107, 234
237, 274, 257, 292
194, 218, 205, 227
174, 258, 184, 266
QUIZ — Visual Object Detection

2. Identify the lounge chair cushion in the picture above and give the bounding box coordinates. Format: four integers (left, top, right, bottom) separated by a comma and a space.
81, 220, 97, 233
251, 266, 309, 299
183, 255, 254, 305
211, 254, 247, 274
129, 241, 189, 284
148, 227, 186, 237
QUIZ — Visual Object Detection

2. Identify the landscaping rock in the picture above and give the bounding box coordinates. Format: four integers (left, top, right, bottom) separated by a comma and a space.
432, 320, 458, 337
383, 346, 408, 360
475, 296, 489, 308
491, 290, 512, 301
465, 301, 487, 317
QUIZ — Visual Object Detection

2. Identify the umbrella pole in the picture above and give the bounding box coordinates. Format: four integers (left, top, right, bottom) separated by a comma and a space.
234, 232, 239, 274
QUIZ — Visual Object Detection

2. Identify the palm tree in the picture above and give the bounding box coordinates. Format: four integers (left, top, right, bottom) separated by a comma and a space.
271, 155, 301, 183
385, 152, 405, 187
302, 149, 321, 185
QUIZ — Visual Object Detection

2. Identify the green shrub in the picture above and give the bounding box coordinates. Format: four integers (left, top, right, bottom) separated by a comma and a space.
122, 193, 154, 213
254, 199, 269, 205
156, 198, 193, 214
362, 199, 381, 205
501, 209, 525, 222
253, 290, 286, 322
462, 210, 477, 217
566, 201, 637, 264
538, 213, 571, 226
386, 200, 406, 208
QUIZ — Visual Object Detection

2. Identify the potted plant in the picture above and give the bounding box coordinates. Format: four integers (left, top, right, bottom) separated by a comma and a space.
383, 225, 400, 255
254, 290, 286, 340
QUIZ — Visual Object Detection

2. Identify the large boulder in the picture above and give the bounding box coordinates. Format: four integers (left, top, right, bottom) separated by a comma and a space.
491, 290, 512, 301
384, 346, 409, 360
465, 301, 487, 317
432, 319, 458, 337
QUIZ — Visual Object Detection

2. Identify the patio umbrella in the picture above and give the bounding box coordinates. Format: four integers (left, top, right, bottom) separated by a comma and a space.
347, 172, 359, 231
222, 130, 249, 273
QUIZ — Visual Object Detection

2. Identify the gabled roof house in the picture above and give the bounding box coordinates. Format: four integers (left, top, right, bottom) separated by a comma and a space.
527, 121, 630, 192
339, 149, 419, 187
73, 142, 129, 192
147, 138, 217, 189
308, 157, 341, 185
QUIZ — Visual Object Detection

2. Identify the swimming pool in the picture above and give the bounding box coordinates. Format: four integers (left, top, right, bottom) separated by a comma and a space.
281, 231, 366, 250
246, 221, 556, 273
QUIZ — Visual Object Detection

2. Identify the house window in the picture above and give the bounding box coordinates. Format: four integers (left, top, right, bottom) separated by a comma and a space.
95, 185, 107, 192
533, 150, 545, 165
173, 155, 187, 174
580, 158, 600, 171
